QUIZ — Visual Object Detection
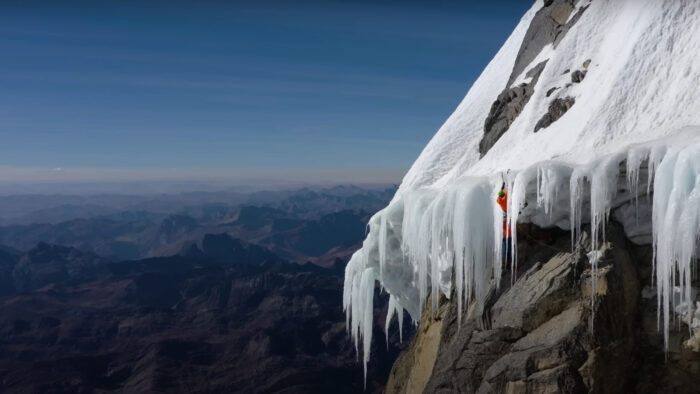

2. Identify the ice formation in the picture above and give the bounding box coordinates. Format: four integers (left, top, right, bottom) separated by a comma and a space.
344, 0, 700, 377
346, 133, 700, 377
653, 142, 700, 349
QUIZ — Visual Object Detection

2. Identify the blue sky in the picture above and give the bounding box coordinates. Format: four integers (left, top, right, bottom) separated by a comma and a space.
0, 1, 530, 185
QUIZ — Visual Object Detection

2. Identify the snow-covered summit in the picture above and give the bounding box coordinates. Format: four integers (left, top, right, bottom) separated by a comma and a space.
345, 0, 700, 379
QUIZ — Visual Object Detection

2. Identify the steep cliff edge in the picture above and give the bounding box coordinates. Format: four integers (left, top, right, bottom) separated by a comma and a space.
344, 0, 700, 390
385, 224, 700, 393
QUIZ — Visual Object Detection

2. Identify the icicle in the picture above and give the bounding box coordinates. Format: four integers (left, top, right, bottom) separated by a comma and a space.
384, 294, 405, 346
508, 168, 533, 282
428, 190, 451, 316
537, 163, 562, 218
570, 167, 586, 251
644, 145, 667, 289
505, 163, 571, 283
401, 190, 437, 319
360, 268, 374, 387
626, 147, 650, 221
451, 178, 497, 325
452, 188, 467, 326
653, 143, 700, 351
343, 244, 378, 385
567, 154, 623, 311
491, 177, 504, 287
385, 294, 396, 349
343, 259, 353, 333
588, 155, 622, 302
378, 211, 388, 281
390, 179, 499, 327
468, 180, 496, 316
469, 180, 496, 312
536, 162, 573, 229
647, 144, 668, 196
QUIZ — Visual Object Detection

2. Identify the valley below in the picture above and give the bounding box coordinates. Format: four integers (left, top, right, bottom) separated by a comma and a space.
0, 185, 409, 393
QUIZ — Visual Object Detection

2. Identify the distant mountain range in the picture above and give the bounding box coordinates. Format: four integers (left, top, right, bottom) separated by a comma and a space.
0, 236, 409, 393
0, 184, 405, 392
0, 185, 395, 265
0, 185, 395, 226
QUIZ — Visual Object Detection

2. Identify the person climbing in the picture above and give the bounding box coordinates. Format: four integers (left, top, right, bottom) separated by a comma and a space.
497, 182, 512, 263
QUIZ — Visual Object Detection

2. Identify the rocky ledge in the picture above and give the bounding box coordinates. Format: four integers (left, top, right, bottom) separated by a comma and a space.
384, 223, 700, 393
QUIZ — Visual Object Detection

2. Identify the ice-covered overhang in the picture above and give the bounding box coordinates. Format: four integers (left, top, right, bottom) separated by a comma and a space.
343, 0, 700, 381
345, 131, 700, 380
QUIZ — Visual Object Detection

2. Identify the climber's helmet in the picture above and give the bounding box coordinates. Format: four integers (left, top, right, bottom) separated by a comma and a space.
498, 190, 505, 198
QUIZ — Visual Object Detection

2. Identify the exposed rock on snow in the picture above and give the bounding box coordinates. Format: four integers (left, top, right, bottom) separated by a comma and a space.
533, 96, 576, 132
480, 61, 548, 155
481, 0, 590, 155
545, 86, 559, 97
571, 69, 587, 83
508, 0, 578, 87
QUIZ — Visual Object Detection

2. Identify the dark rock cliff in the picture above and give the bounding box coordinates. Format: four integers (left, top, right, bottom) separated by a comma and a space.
383, 224, 700, 393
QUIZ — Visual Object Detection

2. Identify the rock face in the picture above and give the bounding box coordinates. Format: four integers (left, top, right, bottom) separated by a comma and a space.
384, 224, 700, 393
479, 0, 590, 156
571, 69, 587, 83
508, 0, 578, 87
533, 97, 576, 132
480, 61, 548, 156
385, 295, 446, 394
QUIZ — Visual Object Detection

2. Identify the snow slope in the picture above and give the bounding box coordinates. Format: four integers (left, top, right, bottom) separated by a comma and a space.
345, 0, 700, 378
398, 0, 700, 194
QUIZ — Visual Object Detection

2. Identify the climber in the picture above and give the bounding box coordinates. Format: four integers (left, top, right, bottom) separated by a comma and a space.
497, 182, 512, 264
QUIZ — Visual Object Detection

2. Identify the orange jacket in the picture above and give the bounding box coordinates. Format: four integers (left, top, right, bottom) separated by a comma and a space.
497, 191, 507, 212
497, 191, 512, 237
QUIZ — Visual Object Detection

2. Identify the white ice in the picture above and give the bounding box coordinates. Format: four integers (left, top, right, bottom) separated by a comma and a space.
653, 142, 700, 349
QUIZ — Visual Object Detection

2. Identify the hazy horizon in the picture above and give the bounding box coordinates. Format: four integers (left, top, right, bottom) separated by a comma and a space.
0, 166, 402, 195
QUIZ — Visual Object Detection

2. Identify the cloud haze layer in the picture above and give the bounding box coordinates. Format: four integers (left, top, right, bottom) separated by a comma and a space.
0, 166, 404, 194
